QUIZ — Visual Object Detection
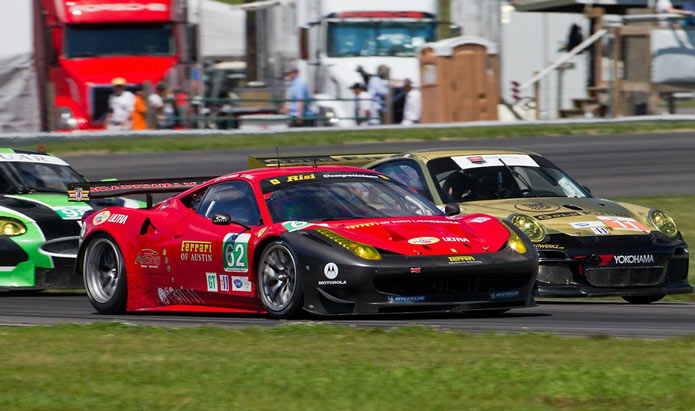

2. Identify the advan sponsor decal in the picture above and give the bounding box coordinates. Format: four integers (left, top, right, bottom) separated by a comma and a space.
599, 254, 655, 266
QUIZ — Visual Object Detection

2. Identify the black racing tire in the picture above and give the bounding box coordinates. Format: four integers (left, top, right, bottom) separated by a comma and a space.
257, 240, 304, 319
622, 295, 664, 304
82, 233, 127, 314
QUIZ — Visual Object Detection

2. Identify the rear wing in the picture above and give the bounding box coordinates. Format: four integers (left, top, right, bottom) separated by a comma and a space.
248, 153, 395, 169
68, 177, 215, 208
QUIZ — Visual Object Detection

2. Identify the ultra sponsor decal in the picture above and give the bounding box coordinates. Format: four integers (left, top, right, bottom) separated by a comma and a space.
597, 216, 649, 232
515, 203, 560, 212
442, 237, 469, 243
223, 233, 251, 272
387, 295, 426, 304
599, 254, 655, 266
206, 272, 218, 292
157, 287, 203, 305
180, 240, 213, 263
447, 255, 482, 264
107, 214, 128, 224
408, 237, 440, 245
570, 221, 606, 229
490, 289, 520, 300
135, 249, 161, 269
232, 276, 252, 292
324, 262, 339, 279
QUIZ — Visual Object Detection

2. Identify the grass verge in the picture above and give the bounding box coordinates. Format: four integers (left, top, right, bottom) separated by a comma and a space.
20, 121, 695, 156
0, 323, 694, 410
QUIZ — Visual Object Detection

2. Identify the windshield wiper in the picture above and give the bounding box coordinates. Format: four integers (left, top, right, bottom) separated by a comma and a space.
498, 159, 540, 198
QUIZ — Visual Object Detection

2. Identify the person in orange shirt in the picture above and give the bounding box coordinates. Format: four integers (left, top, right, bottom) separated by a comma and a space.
131, 84, 148, 130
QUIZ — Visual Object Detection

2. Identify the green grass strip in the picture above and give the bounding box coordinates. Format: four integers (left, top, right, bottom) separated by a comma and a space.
0, 323, 693, 410
18, 121, 695, 155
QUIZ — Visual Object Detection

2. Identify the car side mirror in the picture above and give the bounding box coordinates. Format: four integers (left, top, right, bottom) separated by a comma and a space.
212, 213, 231, 225
444, 203, 461, 216
582, 185, 592, 195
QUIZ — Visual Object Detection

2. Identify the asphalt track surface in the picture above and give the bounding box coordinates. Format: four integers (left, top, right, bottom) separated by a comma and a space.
3, 131, 694, 337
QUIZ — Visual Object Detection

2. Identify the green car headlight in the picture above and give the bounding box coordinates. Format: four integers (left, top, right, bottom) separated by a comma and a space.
315, 228, 381, 260
0, 218, 27, 236
649, 210, 678, 238
509, 214, 546, 243
502, 222, 527, 254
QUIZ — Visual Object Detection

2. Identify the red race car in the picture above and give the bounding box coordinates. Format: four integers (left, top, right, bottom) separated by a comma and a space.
69, 166, 538, 318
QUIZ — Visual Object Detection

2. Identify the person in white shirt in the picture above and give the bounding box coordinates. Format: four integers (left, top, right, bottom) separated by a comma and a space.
105, 77, 135, 130
401, 79, 422, 125
655, 0, 695, 27
148, 81, 176, 128
349, 83, 380, 126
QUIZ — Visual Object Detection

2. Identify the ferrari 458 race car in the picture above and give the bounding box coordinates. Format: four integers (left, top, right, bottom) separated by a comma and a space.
249, 150, 692, 304
0, 148, 140, 289
70, 166, 538, 318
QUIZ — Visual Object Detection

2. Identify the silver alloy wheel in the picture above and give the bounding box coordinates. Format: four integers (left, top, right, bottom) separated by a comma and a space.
83, 238, 121, 304
259, 244, 297, 312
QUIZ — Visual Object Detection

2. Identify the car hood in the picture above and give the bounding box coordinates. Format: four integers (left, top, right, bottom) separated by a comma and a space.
457, 197, 654, 237
303, 215, 510, 256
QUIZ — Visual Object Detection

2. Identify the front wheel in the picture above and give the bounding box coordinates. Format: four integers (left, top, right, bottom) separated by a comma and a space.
622, 295, 664, 304
257, 240, 303, 319
82, 234, 127, 314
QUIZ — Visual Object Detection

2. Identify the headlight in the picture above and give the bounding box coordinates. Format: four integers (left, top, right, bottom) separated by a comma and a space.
0, 218, 27, 236
649, 210, 678, 238
509, 214, 545, 242
315, 228, 381, 260
502, 222, 527, 254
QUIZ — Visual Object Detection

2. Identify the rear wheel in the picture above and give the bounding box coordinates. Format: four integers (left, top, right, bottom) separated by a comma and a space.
622, 295, 664, 304
257, 240, 303, 319
82, 234, 127, 314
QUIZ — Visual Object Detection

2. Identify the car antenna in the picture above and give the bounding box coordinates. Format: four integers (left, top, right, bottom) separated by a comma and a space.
313, 156, 317, 169
276, 147, 280, 168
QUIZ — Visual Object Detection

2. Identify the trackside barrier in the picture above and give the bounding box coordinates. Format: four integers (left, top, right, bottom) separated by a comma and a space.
2, 114, 695, 142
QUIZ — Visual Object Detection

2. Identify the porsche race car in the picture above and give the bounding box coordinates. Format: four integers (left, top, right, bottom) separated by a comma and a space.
70, 166, 538, 318
0, 148, 139, 290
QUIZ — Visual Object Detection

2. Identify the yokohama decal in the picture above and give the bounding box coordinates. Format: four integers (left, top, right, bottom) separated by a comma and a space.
599, 254, 655, 265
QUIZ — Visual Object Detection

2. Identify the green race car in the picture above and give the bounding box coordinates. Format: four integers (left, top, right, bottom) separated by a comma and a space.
0, 148, 140, 290
363, 148, 691, 303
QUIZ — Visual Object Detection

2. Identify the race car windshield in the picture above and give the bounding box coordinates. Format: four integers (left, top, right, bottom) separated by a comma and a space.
264, 177, 442, 223
428, 155, 590, 203
4, 162, 85, 194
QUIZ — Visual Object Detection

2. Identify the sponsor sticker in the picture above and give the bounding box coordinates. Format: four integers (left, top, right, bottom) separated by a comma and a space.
410, 267, 421, 274
157, 288, 170, 305
447, 255, 479, 264
92, 210, 110, 225
535, 244, 565, 250
570, 221, 606, 229
286, 173, 315, 182
157, 287, 204, 305
469, 216, 492, 223
223, 233, 251, 272
535, 212, 581, 220
597, 216, 649, 232
515, 203, 560, 212
231, 276, 252, 292
442, 237, 469, 243
318, 280, 347, 285
68, 188, 90, 202
408, 237, 440, 245
387, 295, 426, 304
591, 227, 610, 235
206, 272, 218, 292
282, 221, 312, 232
600, 254, 655, 265
180, 241, 213, 263
220, 274, 230, 292
490, 289, 520, 300
324, 262, 339, 279
135, 249, 161, 269
452, 154, 539, 170
107, 214, 128, 224
257, 227, 268, 238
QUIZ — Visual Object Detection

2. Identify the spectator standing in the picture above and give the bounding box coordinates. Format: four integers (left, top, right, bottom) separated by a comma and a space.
358, 65, 390, 120
655, 0, 695, 27
280, 66, 312, 127
148, 81, 176, 129
105, 77, 135, 130
401, 79, 421, 125
131, 84, 147, 130
349, 83, 380, 126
